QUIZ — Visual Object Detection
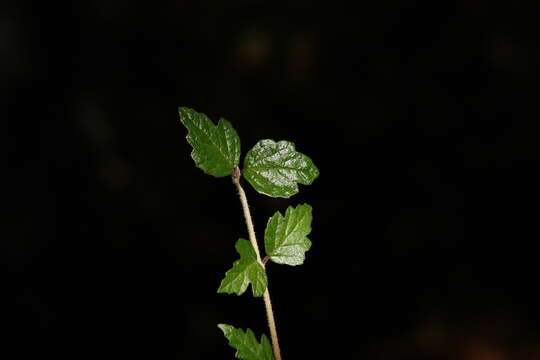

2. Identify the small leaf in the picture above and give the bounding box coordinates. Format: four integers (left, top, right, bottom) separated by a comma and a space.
218, 239, 267, 297
178, 107, 240, 177
243, 139, 319, 198
265, 204, 312, 265
218, 324, 274, 360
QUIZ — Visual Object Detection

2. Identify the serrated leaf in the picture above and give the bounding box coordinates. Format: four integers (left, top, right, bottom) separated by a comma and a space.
178, 107, 240, 177
264, 204, 312, 265
243, 139, 319, 198
218, 324, 274, 360
218, 239, 267, 297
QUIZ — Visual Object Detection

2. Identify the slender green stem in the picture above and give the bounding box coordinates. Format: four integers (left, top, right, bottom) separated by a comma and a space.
232, 167, 283, 360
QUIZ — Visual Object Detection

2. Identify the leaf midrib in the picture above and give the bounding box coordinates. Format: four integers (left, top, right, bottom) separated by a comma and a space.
190, 118, 233, 168
268, 210, 309, 256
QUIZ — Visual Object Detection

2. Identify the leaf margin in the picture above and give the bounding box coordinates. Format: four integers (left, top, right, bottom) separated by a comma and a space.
178, 106, 241, 177
217, 238, 268, 297
242, 139, 319, 198
264, 203, 313, 266
218, 323, 274, 360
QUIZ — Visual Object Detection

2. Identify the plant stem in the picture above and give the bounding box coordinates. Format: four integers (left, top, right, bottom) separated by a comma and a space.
232, 167, 283, 360
262, 288, 281, 360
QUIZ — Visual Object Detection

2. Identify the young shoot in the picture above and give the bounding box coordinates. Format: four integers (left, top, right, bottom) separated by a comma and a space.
179, 107, 319, 360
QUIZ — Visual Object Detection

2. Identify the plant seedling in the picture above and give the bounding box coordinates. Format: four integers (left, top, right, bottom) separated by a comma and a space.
179, 107, 319, 360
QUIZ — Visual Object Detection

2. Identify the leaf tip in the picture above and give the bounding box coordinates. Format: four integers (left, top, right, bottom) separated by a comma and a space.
217, 323, 231, 332
177, 106, 192, 123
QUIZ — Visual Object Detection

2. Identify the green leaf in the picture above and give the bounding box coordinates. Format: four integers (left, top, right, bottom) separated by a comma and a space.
218, 239, 267, 297
178, 107, 240, 177
243, 139, 319, 198
218, 324, 274, 360
264, 204, 312, 266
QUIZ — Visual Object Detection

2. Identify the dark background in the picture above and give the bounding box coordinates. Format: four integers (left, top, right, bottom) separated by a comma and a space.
2, 1, 539, 359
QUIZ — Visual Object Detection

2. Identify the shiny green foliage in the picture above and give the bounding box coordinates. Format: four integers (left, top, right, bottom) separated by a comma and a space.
264, 204, 313, 266
218, 324, 274, 360
179, 107, 318, 356
218, 239, 267, 297
178, 107, 240, 177
243, 140, 319, 198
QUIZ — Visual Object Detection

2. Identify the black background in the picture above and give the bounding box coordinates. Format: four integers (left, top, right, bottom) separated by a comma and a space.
3, 1, 540, 359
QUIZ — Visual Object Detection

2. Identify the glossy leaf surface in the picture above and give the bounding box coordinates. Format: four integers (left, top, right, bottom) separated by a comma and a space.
218, 239, 267, 297
178, 107, 240, 177
218, 324, 274, 360
264, 204, 312, 265
243, 139, 319, 198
